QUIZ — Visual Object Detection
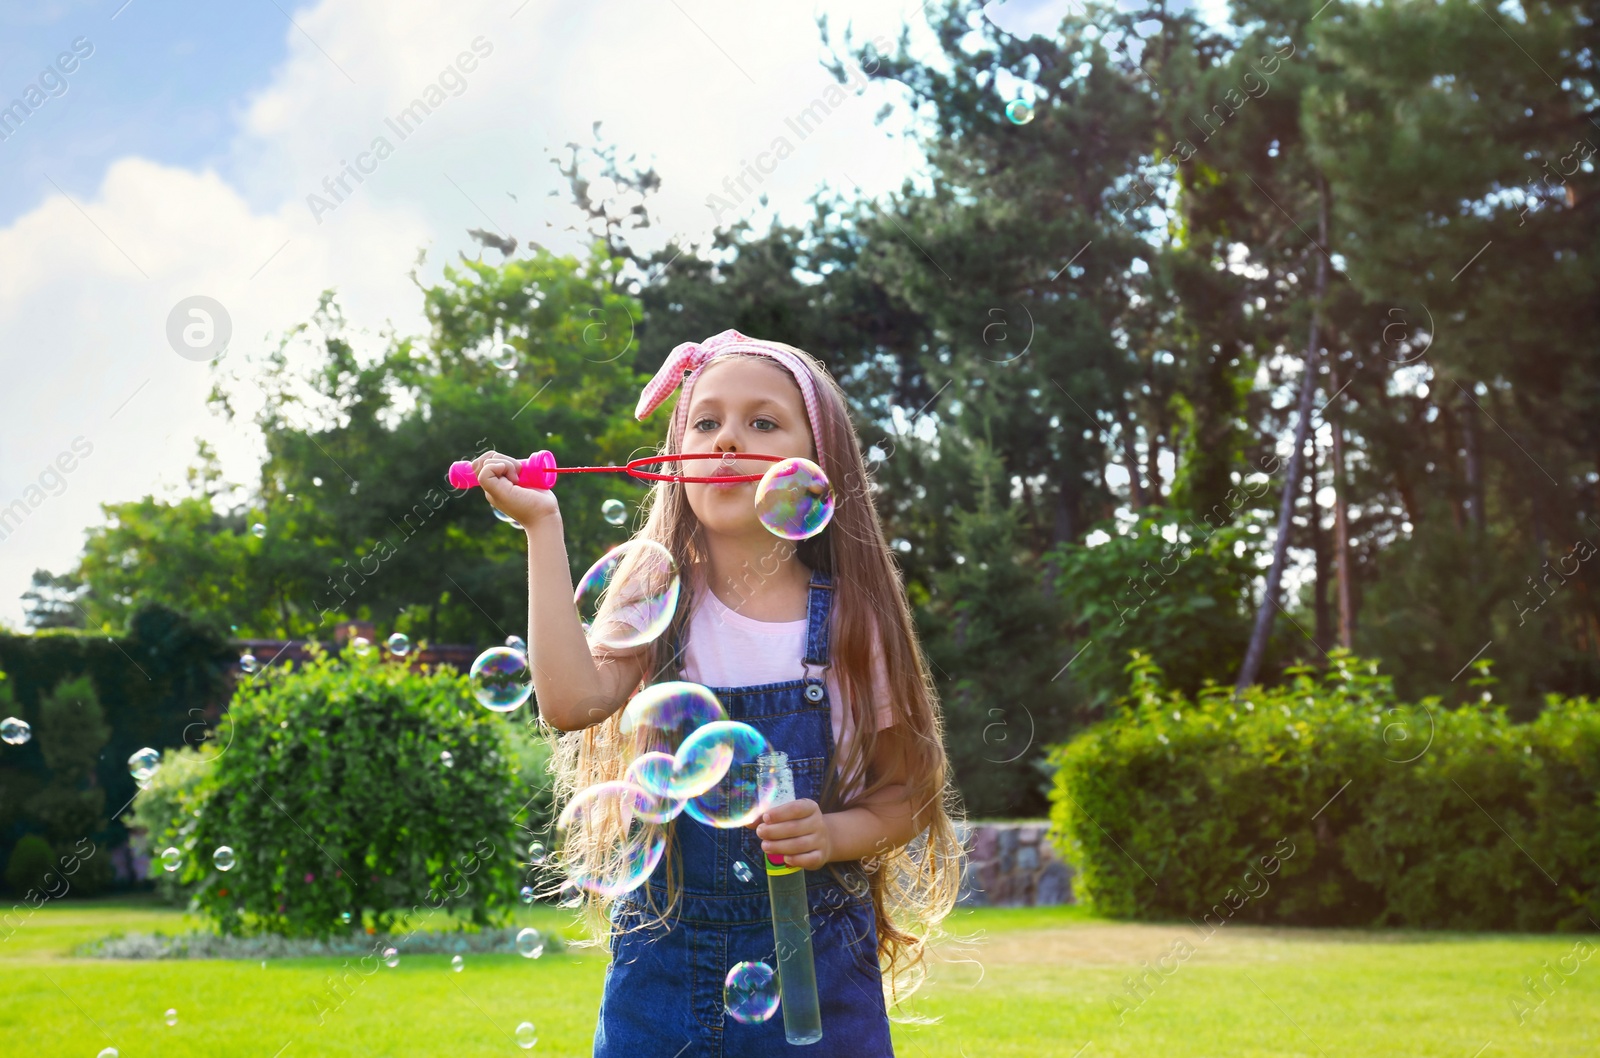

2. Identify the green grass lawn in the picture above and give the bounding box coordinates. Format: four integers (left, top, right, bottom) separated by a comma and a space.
3, 895, 1596, 1056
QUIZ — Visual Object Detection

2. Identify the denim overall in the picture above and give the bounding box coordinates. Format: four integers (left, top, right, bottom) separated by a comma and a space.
593, 568, 894, 1058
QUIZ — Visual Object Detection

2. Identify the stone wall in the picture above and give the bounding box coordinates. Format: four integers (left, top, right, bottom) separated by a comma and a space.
955, 821, 1075, 907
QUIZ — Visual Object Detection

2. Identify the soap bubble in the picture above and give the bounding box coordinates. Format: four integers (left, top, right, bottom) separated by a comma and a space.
239, 653, 258, 674
574, 540, 681, 651
251, 522, 267, 538
506, 634, 527, 652
98, 1049, 118, 1058
161, 847, 181, 873
601, 498, 627, 526
164, 1007, 178, 1027
440, 750, 454, 768
340, 911, 352, 924
527, 842, 547, 865
683, 722, 779, 829
493, 505, 518, 525
313, 476, 323, 487
128, 747, 161, 783
625, 723, 735, 805
754, 457, 834, 541
492, 343, 518, 371
724, 961, 779, 1023
213, 846, 236, 872
2, 717, 32, 745
516, 927, 545, 959
519, 885, 535, 904
1005, 99, 1035, 125
386, 633, 411, 657
515, 1021, 538, 1049
384, 946, 399, 968
351, 637, 372, 657
285, 493, 295, 503
451, 954, 465, 972
469, 646, 533, 712
556, 781, 666, 897
620, 753, 688, 824
618, 681, 726, 756
732, 860, 753, 884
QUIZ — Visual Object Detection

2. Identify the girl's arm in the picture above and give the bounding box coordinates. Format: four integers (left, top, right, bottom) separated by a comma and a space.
473, 452, 646, 732
522, 514, 649, 731
755, 724, 927, 870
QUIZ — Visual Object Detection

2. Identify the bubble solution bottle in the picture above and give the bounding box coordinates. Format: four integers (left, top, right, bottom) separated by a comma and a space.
759, 750, 823, 1046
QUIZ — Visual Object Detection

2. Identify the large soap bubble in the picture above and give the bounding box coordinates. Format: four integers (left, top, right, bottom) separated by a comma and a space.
470, 647, 532, 712
620, 752, 688, 824
618, 681, 726, 756
556, 780, 666, 897
574, 540, 681, 650
754, 457, 834, 541
682, 721, 780, 829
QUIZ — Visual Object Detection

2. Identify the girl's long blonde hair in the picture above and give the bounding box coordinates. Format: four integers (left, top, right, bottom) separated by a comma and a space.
547, 343, 963, 1009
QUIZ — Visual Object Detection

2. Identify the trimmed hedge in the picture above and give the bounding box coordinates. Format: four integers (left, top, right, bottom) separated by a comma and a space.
0, 602, 234, 892
128, 643, 532, 938
1049, 650, 1600, 931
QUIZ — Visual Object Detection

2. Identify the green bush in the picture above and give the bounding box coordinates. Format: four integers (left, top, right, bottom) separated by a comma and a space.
3, 835, 54, 894
1049, 650, 1600, 931
129, 644, 533, 938
125, 744, 218, 906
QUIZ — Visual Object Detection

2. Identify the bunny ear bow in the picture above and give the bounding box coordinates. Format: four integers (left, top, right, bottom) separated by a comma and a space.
633, 329, 748, 421
634, 329, 828, 468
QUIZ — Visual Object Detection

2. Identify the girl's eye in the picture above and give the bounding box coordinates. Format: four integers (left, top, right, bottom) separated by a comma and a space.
693, 418, 717, 431
753, 419, 776, 431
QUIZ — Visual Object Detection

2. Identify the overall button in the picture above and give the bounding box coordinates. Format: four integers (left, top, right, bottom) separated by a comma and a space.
804, 683, 825, 703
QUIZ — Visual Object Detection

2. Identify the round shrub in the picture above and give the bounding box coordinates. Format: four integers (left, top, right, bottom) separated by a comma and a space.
132, 643, 531, 938
3, 834, 54, 895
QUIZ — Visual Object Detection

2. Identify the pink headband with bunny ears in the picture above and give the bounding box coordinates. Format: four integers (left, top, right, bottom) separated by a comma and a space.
634, 328, 826, 468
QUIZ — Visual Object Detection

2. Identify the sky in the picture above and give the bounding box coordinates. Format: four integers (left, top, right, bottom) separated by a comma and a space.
0, 0, 1229, 629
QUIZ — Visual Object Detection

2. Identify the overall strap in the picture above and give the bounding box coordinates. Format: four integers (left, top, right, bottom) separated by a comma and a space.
801, 568, 834, 669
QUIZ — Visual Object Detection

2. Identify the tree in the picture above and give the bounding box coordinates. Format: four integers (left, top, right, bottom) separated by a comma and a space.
53, 249, 658, 644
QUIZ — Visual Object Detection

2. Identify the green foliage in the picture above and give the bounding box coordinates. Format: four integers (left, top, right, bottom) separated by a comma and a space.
1050, 651, 1600, 930
2, 835, 53, 894
920, 458, 1073, 817
64, 251, 655, 644
0, 603, 233, 887
132, 646, 530, 938
125, 744, 217, 906
1047, 506, 1268, 715
32, 675, 109, 783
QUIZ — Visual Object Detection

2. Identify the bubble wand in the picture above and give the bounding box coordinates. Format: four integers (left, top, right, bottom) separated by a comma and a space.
447, 451, 784, 490
759, 751, 824, 1046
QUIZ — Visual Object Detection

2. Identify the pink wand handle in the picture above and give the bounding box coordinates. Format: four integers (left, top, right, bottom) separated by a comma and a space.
448, 450, 559, 490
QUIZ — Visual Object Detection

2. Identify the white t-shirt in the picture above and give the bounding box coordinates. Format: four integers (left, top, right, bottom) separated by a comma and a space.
678, 576, 894, 754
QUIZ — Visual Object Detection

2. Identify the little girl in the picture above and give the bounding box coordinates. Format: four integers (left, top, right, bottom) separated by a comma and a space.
473, 329, 962, 1058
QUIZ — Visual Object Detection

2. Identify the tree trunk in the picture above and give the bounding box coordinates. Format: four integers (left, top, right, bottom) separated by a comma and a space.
1308, 430, 1331, 651
1116, 412, 1146, 510
1236, 175, 1331, 692
1460, 387, 1485, 535
1331, 362, 1354, 650
1052, 476, 1077, 546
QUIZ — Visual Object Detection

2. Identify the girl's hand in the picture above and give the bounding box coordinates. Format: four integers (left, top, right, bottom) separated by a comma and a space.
755, 799, 831, 871
472, 450, 560, 529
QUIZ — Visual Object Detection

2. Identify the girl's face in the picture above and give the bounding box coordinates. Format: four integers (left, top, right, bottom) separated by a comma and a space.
681, 357, 817, 537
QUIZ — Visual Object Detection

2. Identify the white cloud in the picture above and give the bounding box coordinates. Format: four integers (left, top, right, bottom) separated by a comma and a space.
0, 0, 933, 626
